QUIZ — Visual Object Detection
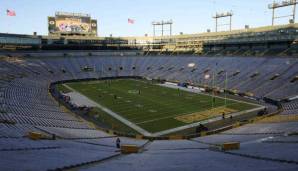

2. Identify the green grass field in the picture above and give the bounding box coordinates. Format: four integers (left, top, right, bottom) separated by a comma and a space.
60, 79, 258, 133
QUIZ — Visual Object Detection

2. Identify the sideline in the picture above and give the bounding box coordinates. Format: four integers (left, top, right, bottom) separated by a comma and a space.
62, 84, 152, 137
158, 83, 264, 107
151, 106, 265, 137
62, 83, 265, 137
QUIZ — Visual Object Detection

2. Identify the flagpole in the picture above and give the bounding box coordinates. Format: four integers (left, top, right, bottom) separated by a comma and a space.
7, 10, 11, 34
225, 71, 228, 106
212, 71, 215, 109
212, 62, 218, 109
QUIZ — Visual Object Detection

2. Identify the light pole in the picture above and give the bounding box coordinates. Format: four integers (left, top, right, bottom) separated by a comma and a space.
268, 0, 298, 26
188, 62, 196, 124
224, 71, 228, 107
213, 11, 233, 32
188, 63, 196, 86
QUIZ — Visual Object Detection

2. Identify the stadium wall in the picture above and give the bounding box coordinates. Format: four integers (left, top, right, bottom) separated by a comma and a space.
1, 24, 298, 57
0, 50, 143, 57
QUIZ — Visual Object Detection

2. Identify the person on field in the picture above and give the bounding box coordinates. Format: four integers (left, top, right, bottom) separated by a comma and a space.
222, 112, 225, 119
116, 137, 121, 148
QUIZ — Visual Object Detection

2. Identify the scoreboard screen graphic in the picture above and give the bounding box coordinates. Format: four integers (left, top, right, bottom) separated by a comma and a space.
48, 12, 97, 36
55, 16, 91, 33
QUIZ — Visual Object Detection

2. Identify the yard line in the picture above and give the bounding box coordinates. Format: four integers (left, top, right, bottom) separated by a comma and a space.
129, 103, 225, 122
62, 80, 262, 137
151, 106, 265, 137
158, 83, 263, 107
63, 84, 152, 136
135, 103, 238, 125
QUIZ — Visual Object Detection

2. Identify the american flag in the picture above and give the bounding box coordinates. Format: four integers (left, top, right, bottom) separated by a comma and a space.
7, 9, 16, 16
128, 18, 134, 24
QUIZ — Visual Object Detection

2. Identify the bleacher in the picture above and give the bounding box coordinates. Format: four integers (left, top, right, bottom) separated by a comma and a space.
281, 100, 298, 114
0, 54, 298, 170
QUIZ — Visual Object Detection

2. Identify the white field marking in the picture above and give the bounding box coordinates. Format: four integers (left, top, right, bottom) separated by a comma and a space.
135, 104, 144, 108
104, 85, 246, 121
131, 84, 264, 125
132, 93, 265, 124
128, 90, 139, 94
114, 91, 217, 109
114, 97, 211, 111
122, 86, 214, 109
96, 80, 237, 113
151, 106, 265, 137
63, 84, 152, 136
149, 109, 157, 113
134, 102, 238, 125
117, 99, 240, 122
158, 84, 263, 107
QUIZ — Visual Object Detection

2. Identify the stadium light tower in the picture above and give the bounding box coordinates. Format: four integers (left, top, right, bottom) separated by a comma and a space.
213, 11, 233, 32
268, 0, 298, 25
152, 20, 173, 37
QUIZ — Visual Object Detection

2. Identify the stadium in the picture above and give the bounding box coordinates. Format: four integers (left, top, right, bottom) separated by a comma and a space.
1, 1, 298, 171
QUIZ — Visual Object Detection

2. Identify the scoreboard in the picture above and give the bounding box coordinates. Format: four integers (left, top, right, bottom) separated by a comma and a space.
48, 12, 97, 36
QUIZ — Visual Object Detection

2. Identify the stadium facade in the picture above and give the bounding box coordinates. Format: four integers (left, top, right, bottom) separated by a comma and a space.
0, 13, 298, 171
1, 23, 298, 56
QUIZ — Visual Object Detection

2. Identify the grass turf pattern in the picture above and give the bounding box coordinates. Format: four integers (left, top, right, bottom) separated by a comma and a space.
63, 79, 256, 133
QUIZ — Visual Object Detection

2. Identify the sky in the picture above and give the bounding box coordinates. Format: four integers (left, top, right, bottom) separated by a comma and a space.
0, 0, 296, 37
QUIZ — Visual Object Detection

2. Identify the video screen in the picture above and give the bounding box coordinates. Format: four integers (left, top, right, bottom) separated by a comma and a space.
51, 15, 91, 33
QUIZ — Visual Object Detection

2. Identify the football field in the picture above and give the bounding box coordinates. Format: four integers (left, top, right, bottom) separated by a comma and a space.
60, 79, 258, 133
